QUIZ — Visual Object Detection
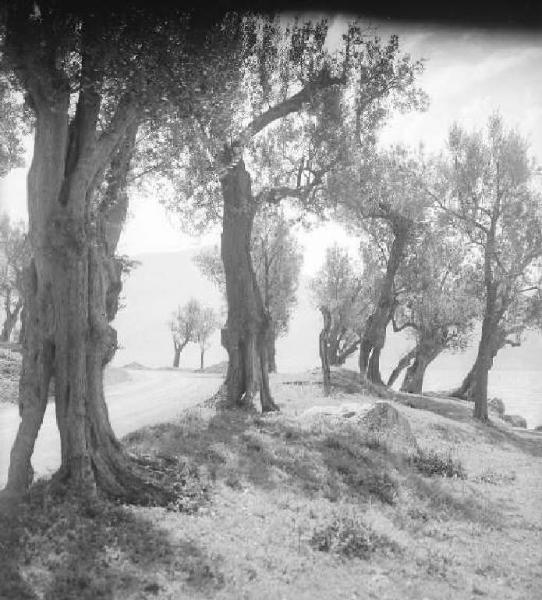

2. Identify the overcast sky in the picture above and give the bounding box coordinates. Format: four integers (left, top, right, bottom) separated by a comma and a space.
1, 20, 541, 273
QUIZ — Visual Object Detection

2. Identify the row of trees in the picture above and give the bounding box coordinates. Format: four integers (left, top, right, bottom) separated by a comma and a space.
1, 5, 539, 505
312, 116, 542, 412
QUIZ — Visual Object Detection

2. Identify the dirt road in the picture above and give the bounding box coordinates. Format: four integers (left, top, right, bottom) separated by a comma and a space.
0, 368, 222, 487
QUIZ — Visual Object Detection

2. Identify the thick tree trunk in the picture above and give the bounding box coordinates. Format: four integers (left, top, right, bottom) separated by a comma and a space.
220, 159, 278, 412
470, 313, 495, 421
4, 107, 151, 501
400, 341, 443, 395
319, 306, 332, 396
367, 347, 383, 385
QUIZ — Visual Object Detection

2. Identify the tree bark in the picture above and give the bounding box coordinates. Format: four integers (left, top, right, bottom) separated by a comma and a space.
400, 340, 443, 395
266, 328, 277, 373
220, 159, 278, 412
387, 347, 416, 387
200, 347, 205, 370
4, 101, 149, 500
359, 218, 409, 384
0, 295, 23, 342
319, 306, 332, 396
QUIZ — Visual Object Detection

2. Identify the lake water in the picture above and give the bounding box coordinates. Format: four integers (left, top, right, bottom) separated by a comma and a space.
423, 368, 542, 429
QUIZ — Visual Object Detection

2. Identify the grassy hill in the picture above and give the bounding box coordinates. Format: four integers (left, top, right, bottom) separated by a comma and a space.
2, 370, 541, 599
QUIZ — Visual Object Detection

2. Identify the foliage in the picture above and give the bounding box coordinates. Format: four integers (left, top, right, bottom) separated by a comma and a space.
412, 449, 466, 479
310, 243, 375, 364
194, 306, 220, 354
0, 73, 29, 177
310, 510, 400, 559
394, 223, 482, 352
194, 208, 303, 339
169, 298, 219, 355
133, 17, 428, 231
0, 215, 28, 332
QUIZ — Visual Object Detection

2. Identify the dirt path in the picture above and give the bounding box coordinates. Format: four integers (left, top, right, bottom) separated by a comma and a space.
0, 368, 222, 487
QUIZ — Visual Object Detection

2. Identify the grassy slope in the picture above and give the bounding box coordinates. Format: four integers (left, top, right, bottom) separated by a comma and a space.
1, 370, 541, 600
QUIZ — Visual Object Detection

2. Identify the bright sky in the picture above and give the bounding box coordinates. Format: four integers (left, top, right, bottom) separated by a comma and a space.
1, 21, 541, 274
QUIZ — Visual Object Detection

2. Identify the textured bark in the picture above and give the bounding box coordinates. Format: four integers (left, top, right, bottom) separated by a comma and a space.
319, 306, 332, 396
266, 328, 277, 373
4, 91, 144, 499
400, 339, 444, 395
360, 218, 409, 384
387, 347, 416, 387
221, 159, 278, 412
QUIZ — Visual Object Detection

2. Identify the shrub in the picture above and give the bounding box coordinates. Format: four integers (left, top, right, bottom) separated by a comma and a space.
310, 512, 399, 559
412, 449, 466, 479
488, 397, 505, 418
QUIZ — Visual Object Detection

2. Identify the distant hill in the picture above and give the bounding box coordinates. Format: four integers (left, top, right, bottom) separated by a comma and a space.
113, 250, 542, 379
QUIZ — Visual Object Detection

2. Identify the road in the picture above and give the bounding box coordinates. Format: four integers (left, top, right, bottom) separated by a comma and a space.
0, 368, 222, 487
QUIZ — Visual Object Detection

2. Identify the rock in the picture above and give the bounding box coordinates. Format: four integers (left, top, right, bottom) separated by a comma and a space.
503, 414, 527, 428
488, 397, 505, 418
301, 401, 419, 457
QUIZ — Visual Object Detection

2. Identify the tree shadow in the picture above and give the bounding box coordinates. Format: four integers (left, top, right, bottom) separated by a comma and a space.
0, 483, 224, 600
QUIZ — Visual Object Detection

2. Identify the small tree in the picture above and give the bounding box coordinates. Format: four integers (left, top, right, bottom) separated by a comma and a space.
194, 307, 219, 370
310, 244, 373, 367
169, 299, 201, 368
0, 216, 28, 342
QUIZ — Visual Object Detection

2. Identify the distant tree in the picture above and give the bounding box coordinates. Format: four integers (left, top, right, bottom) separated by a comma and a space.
0, 216, 28, 342
0, 73, 29, 178
169, 299, 201, 368
194, 306, 219, 370
430, 115, 542, 420
194, 207, 302, 372
310, 244, 374, 367
389, 228, 481, 394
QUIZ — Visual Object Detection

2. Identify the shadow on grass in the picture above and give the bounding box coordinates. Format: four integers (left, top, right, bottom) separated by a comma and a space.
124, 404, 498, 524
0, 482, 224, 600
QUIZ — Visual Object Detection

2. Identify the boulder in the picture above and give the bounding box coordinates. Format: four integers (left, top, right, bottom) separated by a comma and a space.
488, 397, 506, 418
301, 401, 419, 457
503, 414, 527, 428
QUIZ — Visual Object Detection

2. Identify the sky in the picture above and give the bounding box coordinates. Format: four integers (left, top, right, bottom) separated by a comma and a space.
1, 20, 541, 273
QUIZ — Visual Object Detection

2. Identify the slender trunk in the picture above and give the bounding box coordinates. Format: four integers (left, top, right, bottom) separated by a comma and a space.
319, 306, 332, 396
470, 313, 495, 421
360, 218, 409, 384
200, 348, 205, 370
387, 347, 417, 387
173, 344, 181, 368
220, 159, 278, 412
0, 297, 23, 342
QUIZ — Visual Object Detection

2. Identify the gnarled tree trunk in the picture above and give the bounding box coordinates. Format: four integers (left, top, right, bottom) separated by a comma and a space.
220, 159, 278, 412
387, 347, 416, 387
400, 338, 444, 395
4, 103, 149, 500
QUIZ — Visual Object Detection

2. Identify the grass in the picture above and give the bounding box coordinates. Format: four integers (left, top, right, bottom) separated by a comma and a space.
2, 367, 542, 599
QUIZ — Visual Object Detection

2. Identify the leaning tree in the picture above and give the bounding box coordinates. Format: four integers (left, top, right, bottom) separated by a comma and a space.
145, 18, 426, 410
0, 2, 244, 500
389, 226, 481, 394
430, 115, 542, 420
333, 147, 430, 384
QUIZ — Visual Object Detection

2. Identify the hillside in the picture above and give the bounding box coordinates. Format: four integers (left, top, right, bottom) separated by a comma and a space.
2, 369, 541, 600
